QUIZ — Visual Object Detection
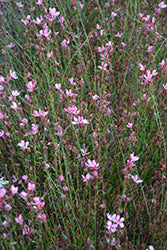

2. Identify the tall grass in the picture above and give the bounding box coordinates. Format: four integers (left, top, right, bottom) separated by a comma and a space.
0, 0, 166, 249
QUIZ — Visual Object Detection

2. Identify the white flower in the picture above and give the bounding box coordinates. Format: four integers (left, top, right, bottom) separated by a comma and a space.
0, 177, 9, 189
17, 140, 29, 150
12, 90, 20, 97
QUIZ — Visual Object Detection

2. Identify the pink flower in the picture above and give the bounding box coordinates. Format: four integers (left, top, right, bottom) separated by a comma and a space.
36, 0, 42, 5
130, 174, 143, 184
66, 89, 77, 98
37, 213, 47, 223
27, 72, 31, 77
81, 148, 90, 157
106, 220, 118, 233
115, 32, 123, 38
159, 1, 167, 8
11, 185, 18, 195
92, 95, 99, 101
17, 140, 29, 150
152, 16, 156, 23
100, 204, 105, 209
5, 203, 12, 211
139, 13, 144, 18
61, 38, 70, 49
122, 195, 131, 202
138, 63, 145, 71
48, 7, 60, 21
55, 123, 63, 136
20, 191, 28, 201
12, 175, 18, 183
146, 246, 154, 250
32, 197, 45, 210
61, 194, 66, 199
92, 170, 98, 177
62, 186, 68, 191
15, 214, 23, 225
98, 62, 108, 71
11, 102, 18, 109
44, 163, 50, 169
59, 175, 64, 182
143, 69, 158, 83
38, 24, 51, 39
143, 70, 152, 82
0, 130, 4, 137
72, 116, 89, 125
107, 213, 125, 228
152, 70, 158, 76
111, 12, 117, 18
9, 70, 18, 79
27, 81, 36, 92
2, 220, 8, 227
34, 16, 43, 25
25, 94, 31, 101
55, 83, 61, 90
81, 173, 92, 183
163, 83, 167, 90
130, 153, 139, 162
147, 45, 153, 53
21, 19, 29, 26
64, 105, 80, 115
22, 175, 28, 181
127, 123, 133, 129
59, 16, 65, 29
107, 237, 117, 246
0, 188, 6, 198
159, 59, 165, 67
142, 15, 150, 21
28, 182, 35, 192
16, 2, 24, 7
32, 108, 48, 117
0, 84, 4, 90
22, 224, 34, 235
68, 77, 76, 85
0, 75, 5, 82
0, 112, 3, 120
31, 124, 39, 135
47, 51, 53, 58
12, 90, 20, 96
79, 2, 84, 10
85, 159, 99, 170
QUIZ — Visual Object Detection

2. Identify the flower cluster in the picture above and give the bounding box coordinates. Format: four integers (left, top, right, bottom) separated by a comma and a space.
105, 213, 125, 247
106, 213, 125, 234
